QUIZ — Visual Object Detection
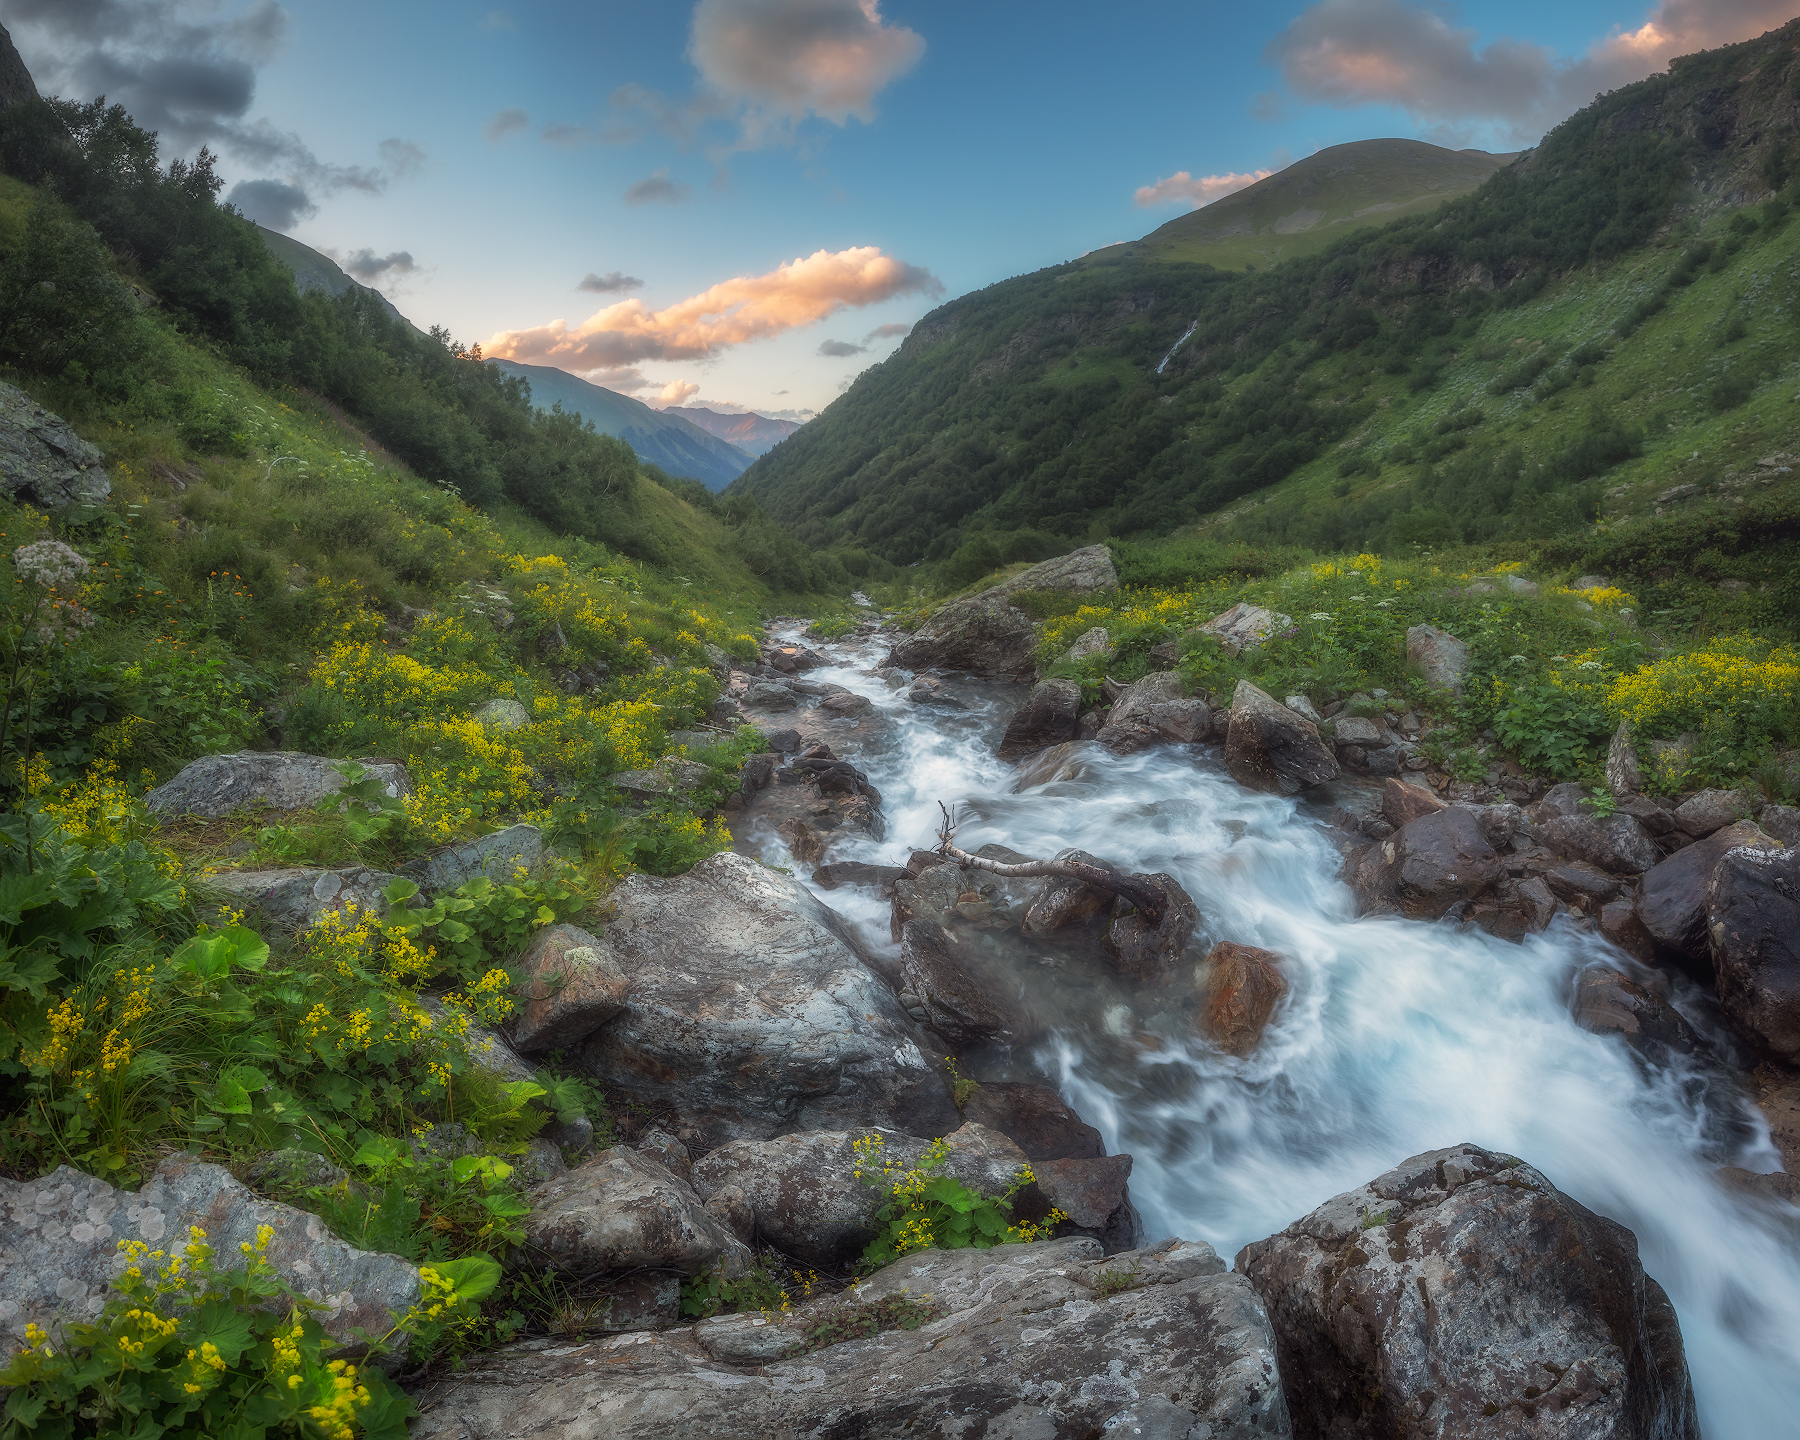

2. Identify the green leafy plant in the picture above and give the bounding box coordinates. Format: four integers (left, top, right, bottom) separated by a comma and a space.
382, 862, 592, 983
256, 763, 408, 867
851, 1135, 1064, 1273
1581, 786, 1620, 817
678, 1263, 791, 1320
944, 1057, 979, 1109
1092, 1266, 1143, 1298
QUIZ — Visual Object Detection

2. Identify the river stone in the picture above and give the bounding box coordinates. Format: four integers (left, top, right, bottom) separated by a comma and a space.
1020, 849, 1115, 934
1343, 806, 1504, 920
885, 592, 1038, 679
510, 922, 630, 1054
473, 697, 532, 732
690, 1124, 1033, 1271
996, 678, 1082, 760
1197, 601, 1292, 657
1104, 872, 1200, 980
1225, 681, 1340, 795
1707, 845, 1800, 1062
398, 823, 543, 894
898, 919, 1035, 1047
407, 1235, 1290, 1440
1332, 714, 1387, 749
1761, 805, 1800, 848
743, 680, 798, 711
1636, 820, 1779, 964
0, 1158, 419, 1360
811, 860, 907, 891
889, 861, 968, 938
577, 852, 957, 1147
1062, 625, 1113, 664
1009, 741, 1091, 791
1198, 942, 1288, 1057
0, 381, 112, 509
202, 865, 400, 931
1383, 776, 1445, 829
1672, 788, 1753, 838
1238, 1142, 1699, 1440
1406, 623, 1469, 695
962, 1082, 1105, 1161
521, 1146, 751, 1278
1033, 1154, 1136, 1244
1572, 967, 1705, 1068
1601, 900, 1659, 963
145, 750, 412, 820
1539, 812, 1660, 876
1096, 671, 1210, 754
989, 544, 1120, 597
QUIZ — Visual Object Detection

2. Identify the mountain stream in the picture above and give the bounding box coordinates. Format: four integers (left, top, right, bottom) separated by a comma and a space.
734, 624, 1800, 1438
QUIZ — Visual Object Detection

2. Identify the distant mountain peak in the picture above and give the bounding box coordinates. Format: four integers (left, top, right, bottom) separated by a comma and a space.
665, 406, 801, 457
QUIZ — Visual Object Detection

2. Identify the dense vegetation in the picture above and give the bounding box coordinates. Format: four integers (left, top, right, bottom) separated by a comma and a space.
735, 20, 1800, 581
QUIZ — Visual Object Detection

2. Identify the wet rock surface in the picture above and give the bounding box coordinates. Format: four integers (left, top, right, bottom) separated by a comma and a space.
1198, 942, 1289, 1056
407, 1236, 1290, 1440
961, 1081, 1105, 1160
1238, 1142, 1700, 1440
1637, 820, 1779, 964
1225, 681, 1341, 795
1102, 872, 1200, 980
1572, 967, 1705, 1068
1707, 845, 1800, 1062
884, 593, 1038, 679
898, 918, 1036, 1047
996, 677, 1081, 759
1344, 807, 1504, 920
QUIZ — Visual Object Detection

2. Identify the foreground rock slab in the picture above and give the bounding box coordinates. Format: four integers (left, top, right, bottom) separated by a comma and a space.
407, 1237, 1291, 1440
579, 852, 958, 1146
146, 750, 412, 821
1238, 1142, 1699, 1440
0, 1159, 419, 1359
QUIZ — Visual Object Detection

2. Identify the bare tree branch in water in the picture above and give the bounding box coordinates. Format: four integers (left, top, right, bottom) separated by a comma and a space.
934, 802, 1169, 920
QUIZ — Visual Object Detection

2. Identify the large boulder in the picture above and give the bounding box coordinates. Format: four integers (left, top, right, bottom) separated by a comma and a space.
962, 1082, 1105, 1160
521, 1147, 752, 1278
1197, 601, 1292, 657
1671, 788, 1753, 839
996, 678, 1082, 760
898, 919, 1035, 1048
1636, 819, 1779, 963
577, 852, 958, 1147
885, 593, 1037, 679
1198, 942, 1288, 1056
690, 1123, 1033, 1270
989, 543, 1120, 597
1407, 623, 1469, 695
510, 922, 630, 1054
1062, 625, 1113, 664
0, 1159, 419, 1360
1095, 671, 1211, 754
0, 381, 112, 509
398, 823, 543, 894
1238, 1142, 1699, 1440
1225, 681, 1340, 795
1383, 775, 1445, 829
1538, 812, 1660, 876
1707, 846, 1800, 1062
1032, 1154, 1138, 1251
1343, 807, 1504, 920
1572, 967, 1705, 1069
407, 1236, 1291, 1440
145, 750, 412, 821
1103, 872, 1200, 980
201, 865, 401, 931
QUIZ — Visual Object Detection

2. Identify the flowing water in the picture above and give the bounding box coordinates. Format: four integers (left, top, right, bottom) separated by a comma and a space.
737, 624, 1800, 1438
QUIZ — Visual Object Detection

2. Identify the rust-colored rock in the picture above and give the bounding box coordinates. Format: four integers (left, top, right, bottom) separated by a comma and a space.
1198, 943, 1288, 1057
1381, 776, 1444, 829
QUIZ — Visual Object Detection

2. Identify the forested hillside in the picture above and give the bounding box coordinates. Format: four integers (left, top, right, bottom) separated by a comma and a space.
732, 19, 1800, 582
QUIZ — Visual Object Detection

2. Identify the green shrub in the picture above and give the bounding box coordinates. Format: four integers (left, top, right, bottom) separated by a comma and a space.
851, 1134, 1062, 1273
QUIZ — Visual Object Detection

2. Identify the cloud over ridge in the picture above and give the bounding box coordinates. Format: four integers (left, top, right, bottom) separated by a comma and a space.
487, 244, 942, 374
1134, 168, 1275, 209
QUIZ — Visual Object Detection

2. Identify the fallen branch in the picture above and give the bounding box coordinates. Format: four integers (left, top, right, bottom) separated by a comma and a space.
934, 802, 1168, 920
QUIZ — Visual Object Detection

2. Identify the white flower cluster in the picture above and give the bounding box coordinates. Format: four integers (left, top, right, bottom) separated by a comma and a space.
13, 539, 88, 588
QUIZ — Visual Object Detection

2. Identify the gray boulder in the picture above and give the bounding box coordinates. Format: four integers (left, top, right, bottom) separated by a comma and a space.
1606, 720, 1642, 795
0, 381, 112, 508
1672, 788, 1753, 838
996, 678, 1081, 760
473, 697, 532, 732
690, 1123, 1033, 1270
521, 1147, 751, 1278
1238, 1142, 1699, 1440
510, 922, 630, 1055
743, 680, 798, 711
1225, 681, 1340, 794
1539, 812, 1660, 876
0, 1159, 419, 1360
145, 750, 412, 821
885, 592, 1038, 679
1197, 601, 1292, 657
611, 759, 711, 803
1636, 819, 1779, 963
989, 543, 1119, 597
406, 1236, 1291, 1440
398, 823, 543, 894
1062, 625, 1113, 664
202, 865, 401, 931
1761, 805, 1800, 848
1406, 623, 1469, 695
1707, 845, 1800, 1062
578, 852, 957, 1147
1096, 671, 1211, 754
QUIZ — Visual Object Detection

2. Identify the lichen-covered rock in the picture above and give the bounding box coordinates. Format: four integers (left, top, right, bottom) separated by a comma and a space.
1607, 720, 1642, 796
521, 1147, 752, 1278
1095, 671, 1210, 754
201, 865, 401, 931
1407, 623, 1470, 695
611, 759, 711, 803
884, 593, 1037, 678
1198, 942, 1288, 1056
1062, 625, 1113, 664
578, 852, 957, 1147
1671, 788, 1753, 838
996, 678, 1081, 760
406, 1236, 1291, 1440
0, 381, 112, 509
0, 1159, 419, 1359
1238, 1142, 1699, 1440
511, 922, 630, 1054
473, 697, 532, 732
989, 544, 1120, 597
1225, 681, 1340, 795
1707, 845, 1800, 1062
398, 823, 543, 894
1197, 601, 1292, 657
145, 751, 411, 821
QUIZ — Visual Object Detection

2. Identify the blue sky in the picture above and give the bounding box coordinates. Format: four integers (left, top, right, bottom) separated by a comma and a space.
6, 0, 1795, 417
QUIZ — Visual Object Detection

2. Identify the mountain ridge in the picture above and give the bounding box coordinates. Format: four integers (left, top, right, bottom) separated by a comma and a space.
666, 405, 801, 457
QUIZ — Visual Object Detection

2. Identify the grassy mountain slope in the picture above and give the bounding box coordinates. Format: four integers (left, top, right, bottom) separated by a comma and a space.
257, 223, 419, 333
1135, 139, 1515, 271
733, 19, 1800, 579
491, 359, 754, 491
666, 405, 801, 457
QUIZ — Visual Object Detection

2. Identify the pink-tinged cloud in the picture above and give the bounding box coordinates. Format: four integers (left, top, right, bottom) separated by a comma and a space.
1134, 168, 1275, 209
689, 0, 925, 124
486, 245, 943, 372
657, 379, 701, 405
1266, 0, 1800, 142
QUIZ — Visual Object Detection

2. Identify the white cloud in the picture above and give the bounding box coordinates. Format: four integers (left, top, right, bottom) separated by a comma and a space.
656, 379, 701, 405
1134, 168, 1275, 209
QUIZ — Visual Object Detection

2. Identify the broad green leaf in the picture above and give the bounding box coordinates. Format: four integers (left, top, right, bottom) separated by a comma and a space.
191, 1300, 256, 1364
211, 1077, 252, 1115
430, 1254, 501, 1302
